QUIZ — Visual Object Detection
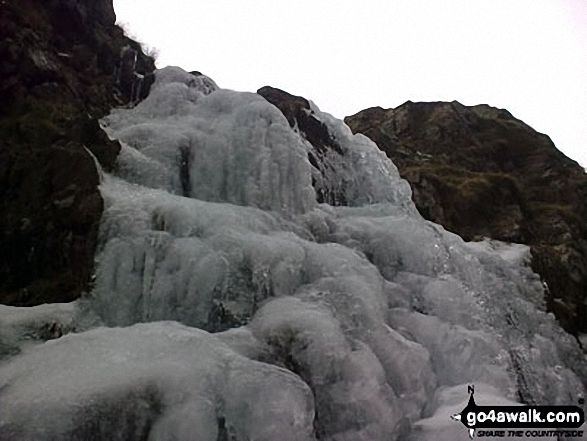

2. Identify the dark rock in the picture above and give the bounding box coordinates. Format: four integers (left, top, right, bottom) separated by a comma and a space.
69, 114, 121, 171
0, 142, 102, 305
257, 86, 347, 205
0, 0, 155, 305
115, 45, 156, 105
345, 101, 587, 335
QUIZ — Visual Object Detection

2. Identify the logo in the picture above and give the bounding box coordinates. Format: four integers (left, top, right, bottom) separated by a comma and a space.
451, 385, 585, 438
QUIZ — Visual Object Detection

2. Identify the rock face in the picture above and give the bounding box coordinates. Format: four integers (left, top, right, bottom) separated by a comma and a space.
0, 0, 155, 305
345, 101, 587, 335
257, 86, 347, 205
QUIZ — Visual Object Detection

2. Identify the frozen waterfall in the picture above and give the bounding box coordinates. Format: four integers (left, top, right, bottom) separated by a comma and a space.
0, 67, 585, 441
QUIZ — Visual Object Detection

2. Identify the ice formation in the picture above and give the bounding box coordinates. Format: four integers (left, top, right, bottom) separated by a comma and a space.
1, 67, 585, 441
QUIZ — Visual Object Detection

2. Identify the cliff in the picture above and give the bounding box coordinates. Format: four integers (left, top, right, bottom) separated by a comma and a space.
345, 101, 587, 335
0, 0, 155, 305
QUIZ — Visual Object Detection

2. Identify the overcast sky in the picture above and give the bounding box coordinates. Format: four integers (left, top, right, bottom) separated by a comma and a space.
114, 0, 587, 168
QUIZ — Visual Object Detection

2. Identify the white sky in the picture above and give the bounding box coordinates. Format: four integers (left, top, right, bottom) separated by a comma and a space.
114, 0, 587, 168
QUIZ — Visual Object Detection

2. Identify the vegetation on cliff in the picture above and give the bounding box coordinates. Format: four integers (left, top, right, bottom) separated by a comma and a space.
346, 101, 587, 335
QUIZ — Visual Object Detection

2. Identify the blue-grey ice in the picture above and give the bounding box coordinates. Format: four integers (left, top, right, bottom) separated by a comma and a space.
0, 67, 584, 441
